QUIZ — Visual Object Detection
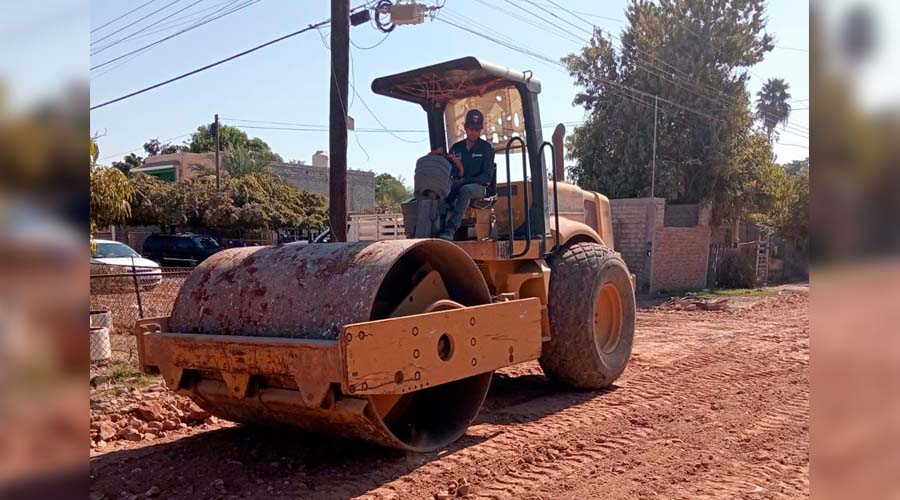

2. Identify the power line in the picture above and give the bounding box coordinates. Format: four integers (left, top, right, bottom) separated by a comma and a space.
107, 0, 243, 42
526, 1, 809, 138
775, 45, 808, 52
91, 19, 331, 110
436, 17, 723, 124
91, 0, 185, 46
98, 133, 194, 162
91, 0, 207, 55
91, 0, 262, 71
92, 0, 160, 34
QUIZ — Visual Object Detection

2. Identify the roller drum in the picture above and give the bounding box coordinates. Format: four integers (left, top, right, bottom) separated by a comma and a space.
169, 239, 493, 451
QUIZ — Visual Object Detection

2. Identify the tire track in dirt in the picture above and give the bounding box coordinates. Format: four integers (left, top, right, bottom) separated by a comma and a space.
430, 297, 806, 499
371, 334, 797, 500
90, 291, 808, 500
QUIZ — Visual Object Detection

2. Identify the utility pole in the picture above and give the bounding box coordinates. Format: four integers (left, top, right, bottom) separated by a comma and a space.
329, 0, 350, 242
650, 95, 658, 198
214, 113, 221, 190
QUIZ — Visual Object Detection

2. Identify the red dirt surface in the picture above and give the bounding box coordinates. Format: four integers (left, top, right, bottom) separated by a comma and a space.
89, 287, 808, 500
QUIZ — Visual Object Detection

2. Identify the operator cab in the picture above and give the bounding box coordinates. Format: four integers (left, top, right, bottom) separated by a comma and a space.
372, 57, 553, 250
373, 57, 614, 258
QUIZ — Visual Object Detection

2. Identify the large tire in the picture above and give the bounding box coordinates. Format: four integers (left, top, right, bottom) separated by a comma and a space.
539, 242, 636, 389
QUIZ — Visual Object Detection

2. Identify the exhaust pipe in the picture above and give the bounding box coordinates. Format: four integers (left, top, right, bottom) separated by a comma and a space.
552, 123, 566, 182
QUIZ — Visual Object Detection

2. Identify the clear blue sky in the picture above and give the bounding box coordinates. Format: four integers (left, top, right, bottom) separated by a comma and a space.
89, 0, 809, 183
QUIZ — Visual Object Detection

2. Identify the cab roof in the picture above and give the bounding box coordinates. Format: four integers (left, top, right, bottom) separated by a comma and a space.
371, 56, 542, 106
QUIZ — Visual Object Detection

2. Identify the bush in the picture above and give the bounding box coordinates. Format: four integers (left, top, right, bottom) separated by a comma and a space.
717, 252, 757, 289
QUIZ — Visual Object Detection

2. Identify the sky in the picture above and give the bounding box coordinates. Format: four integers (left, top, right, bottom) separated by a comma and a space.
88, 0, 810, 183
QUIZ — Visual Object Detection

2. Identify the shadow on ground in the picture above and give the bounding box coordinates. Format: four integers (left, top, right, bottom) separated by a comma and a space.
90, 373, 617, 500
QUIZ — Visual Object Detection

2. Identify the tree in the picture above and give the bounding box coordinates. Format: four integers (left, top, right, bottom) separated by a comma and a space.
112, 152, 143, 176
90, 137, 133, 240
187, 123, 282, 162
756, 78, 792, 141
375, 173, 411, 212
128, 172, 327, 233
143, 138, 182, 157
564, 0, 774, 208
782, 157, 809, 176
129, 172, 186, 231
224, 145, 274, 177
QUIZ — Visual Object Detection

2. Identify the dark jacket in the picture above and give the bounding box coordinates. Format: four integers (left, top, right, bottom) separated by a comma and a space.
449, 138, 495, 186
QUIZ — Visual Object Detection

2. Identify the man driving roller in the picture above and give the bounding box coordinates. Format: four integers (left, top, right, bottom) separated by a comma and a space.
439, 109, 495, 240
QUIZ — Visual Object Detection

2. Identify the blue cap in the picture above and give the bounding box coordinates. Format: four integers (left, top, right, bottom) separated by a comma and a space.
464, 109, 484, 130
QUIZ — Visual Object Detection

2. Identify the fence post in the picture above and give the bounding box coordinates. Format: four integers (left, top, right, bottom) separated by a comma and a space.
131, 257, 145, 319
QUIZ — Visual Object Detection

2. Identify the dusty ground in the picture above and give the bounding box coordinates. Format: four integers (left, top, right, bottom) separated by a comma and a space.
89, 286, 808, 500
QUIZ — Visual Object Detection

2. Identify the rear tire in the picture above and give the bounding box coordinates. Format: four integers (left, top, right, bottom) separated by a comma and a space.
539, 242, 636, 389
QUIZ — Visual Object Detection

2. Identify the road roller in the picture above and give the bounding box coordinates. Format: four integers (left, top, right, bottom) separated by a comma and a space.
134, 57, 636, 451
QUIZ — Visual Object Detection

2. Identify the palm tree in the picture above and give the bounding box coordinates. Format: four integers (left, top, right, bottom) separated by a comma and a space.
224, 145, 273, 178
756, 78, 793, 142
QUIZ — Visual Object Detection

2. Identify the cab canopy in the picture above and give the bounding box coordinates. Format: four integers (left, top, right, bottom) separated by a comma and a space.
371, 56, 543, 152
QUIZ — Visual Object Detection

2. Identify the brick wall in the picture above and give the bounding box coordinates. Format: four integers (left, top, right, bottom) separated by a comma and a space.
609, 197, 711, 294
272, 163, 375, 213
651, 226, 711, 293
609, 198, 664, 291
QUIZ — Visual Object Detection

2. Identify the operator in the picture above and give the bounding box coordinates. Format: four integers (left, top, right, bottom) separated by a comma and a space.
439, 109, 495, 240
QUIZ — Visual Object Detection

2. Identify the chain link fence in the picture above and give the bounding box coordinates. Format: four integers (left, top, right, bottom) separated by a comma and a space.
90, 266, 192, 365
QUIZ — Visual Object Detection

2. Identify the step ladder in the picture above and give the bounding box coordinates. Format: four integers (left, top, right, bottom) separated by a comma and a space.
755, 235, 770, 286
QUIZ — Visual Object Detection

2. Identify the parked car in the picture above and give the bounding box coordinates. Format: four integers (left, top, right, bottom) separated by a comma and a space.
141, 233, 222, 266
90, 239, 162, 289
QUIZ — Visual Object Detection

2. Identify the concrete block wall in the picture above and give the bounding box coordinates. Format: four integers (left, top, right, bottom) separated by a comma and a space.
610, 197, 711, 294
609, 198, 664, 291
663, 204, 700, 227
651, 226, 712, 293
272, 163, 375, 213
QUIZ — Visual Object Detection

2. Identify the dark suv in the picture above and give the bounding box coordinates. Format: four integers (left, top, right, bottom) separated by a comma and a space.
142, 233, 221, 266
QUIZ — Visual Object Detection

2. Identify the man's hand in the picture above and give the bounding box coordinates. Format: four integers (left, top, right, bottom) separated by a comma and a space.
448, 154, 464, 178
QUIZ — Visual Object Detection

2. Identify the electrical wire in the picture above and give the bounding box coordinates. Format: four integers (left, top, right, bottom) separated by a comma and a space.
543, 0, 809, 136
91, 0, 262, 71
91, 19, 332, 110
522, 0, 809, 139
92, 0, 160, 34
350, 31, 391, 50
91, 0, 185, 46
98, 133, 194, 162
92, 0, 207, 55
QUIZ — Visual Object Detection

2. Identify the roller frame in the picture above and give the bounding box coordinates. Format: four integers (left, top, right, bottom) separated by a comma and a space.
134, 297, 542, 407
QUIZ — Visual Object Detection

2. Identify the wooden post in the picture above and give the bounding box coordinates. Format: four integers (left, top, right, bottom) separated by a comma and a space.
329, 0, 350, 242
214, 113, 221, 190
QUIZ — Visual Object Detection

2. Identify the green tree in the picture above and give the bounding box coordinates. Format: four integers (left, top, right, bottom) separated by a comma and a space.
112, 152, 143, 176
128, 172, 327, 233
143, 138, 182, 156
129, 172, 186, 231
564, 0, 774, 208
187, 123, 282, 162
782, 157, 809, 176
224, 145, 274, 177
375, 172, 411, 212
756, 78, 792, 141
90, 137, 133, 243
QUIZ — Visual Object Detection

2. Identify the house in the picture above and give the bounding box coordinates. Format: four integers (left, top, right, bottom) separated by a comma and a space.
133, 150, 376, 212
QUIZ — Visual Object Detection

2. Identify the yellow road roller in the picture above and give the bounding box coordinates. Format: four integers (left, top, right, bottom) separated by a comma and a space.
134, 57, 636, 451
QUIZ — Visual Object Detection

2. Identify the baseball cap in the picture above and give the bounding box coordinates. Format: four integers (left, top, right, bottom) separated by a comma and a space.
464, 109, 484, 130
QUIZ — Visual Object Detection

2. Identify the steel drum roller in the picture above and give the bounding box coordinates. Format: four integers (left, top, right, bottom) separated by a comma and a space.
169, 239, 493, 451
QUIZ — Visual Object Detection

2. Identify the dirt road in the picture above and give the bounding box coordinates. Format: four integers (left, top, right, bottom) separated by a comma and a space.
90, 288, 809, 500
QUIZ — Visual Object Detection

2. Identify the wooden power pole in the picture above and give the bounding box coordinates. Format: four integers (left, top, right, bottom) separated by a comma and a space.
214, 113, 221, 190
329, 0, 350, 242
650, 96, 657, 198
